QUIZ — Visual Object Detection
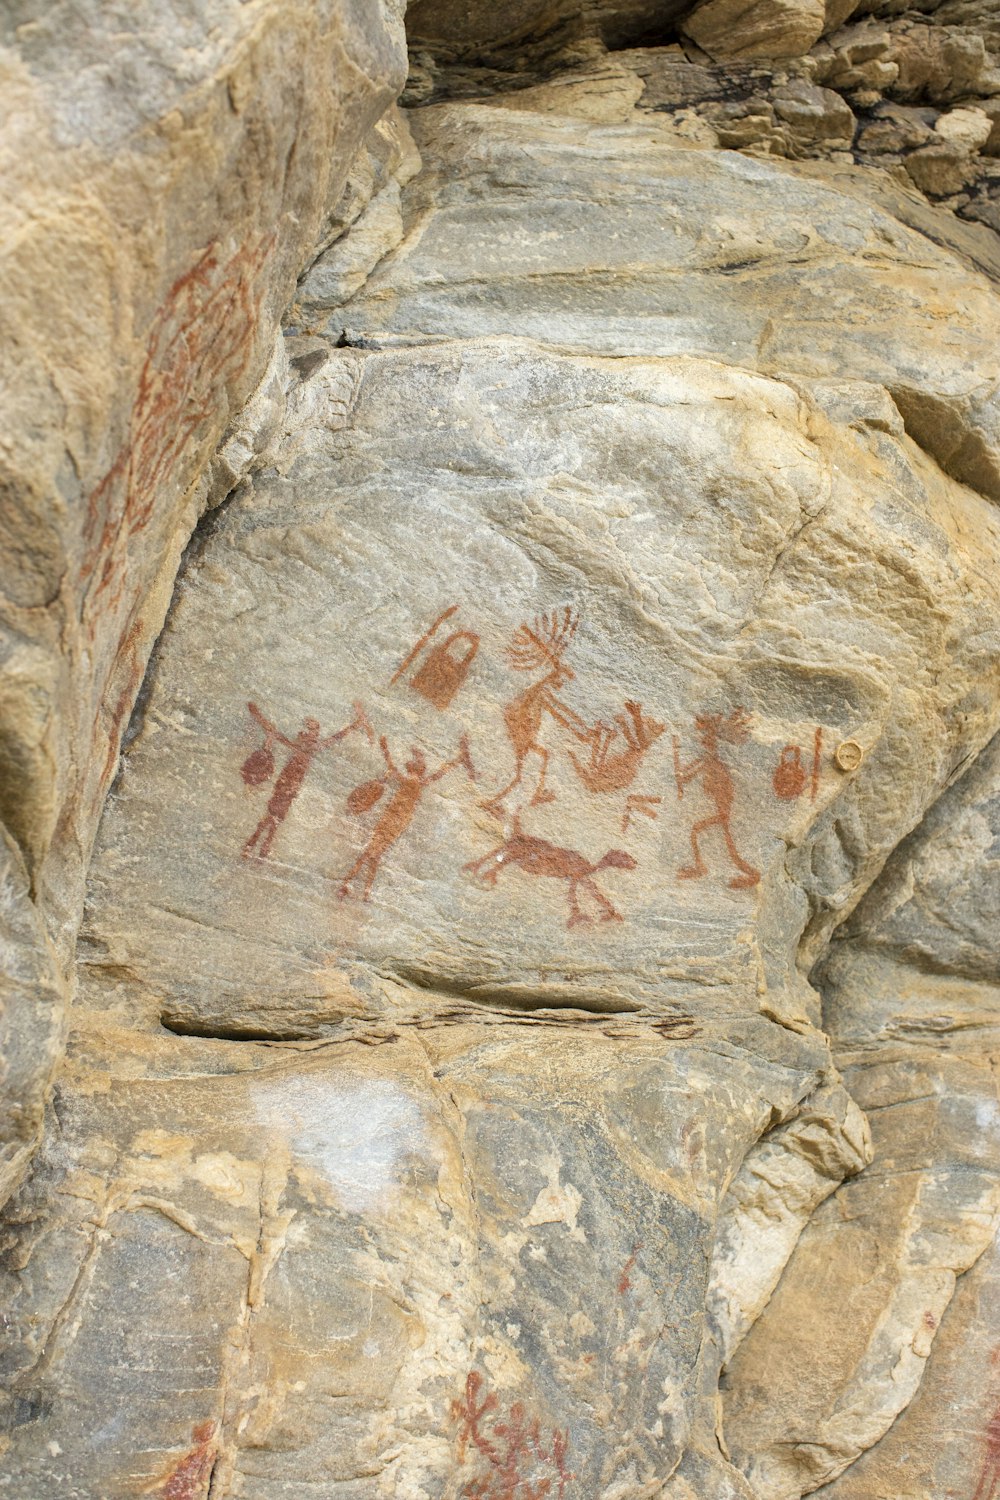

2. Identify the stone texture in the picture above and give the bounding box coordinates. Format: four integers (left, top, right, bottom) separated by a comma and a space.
683, 0, 828, 63
0, 1, 407, 1198
1, 4, 999, 1498
723, 730, 1000, 1496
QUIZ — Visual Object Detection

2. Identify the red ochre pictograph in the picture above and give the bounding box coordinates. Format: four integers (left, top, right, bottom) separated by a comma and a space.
464, 814, 636, 929
338, 734, 476, 902
241, 701, 372, 860
450, 1370, 572, 1500
672, 708, 761, 890
235, 605, 837, 919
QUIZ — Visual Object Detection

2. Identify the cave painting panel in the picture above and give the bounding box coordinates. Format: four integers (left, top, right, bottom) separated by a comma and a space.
233, 601, 848, 926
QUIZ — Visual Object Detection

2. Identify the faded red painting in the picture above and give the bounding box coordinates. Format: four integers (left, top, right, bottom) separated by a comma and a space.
450, 1371, 572, 1499
81, 232, 273, 631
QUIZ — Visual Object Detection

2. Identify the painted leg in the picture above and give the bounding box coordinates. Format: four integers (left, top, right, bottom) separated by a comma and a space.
582, 877, 623, 923
722, 825, 760, 889
566, 879, 592, 928
678, 817, 717, 880
481, 761, 523, 815
530, 744, 556, 806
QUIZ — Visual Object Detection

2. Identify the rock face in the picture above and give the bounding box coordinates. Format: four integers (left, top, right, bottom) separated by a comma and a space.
1, 4, 999, 1499
0, 0, 407, 1199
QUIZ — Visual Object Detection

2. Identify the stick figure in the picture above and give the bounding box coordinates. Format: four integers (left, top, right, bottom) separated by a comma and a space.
464, 814, 637, 928
242, 702, 371, 860
338, 735, 476, 902
672, 708, 760, 890
483, 608, 591, 812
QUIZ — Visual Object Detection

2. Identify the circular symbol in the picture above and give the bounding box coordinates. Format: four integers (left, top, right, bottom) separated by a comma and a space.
834, 739, 863, 772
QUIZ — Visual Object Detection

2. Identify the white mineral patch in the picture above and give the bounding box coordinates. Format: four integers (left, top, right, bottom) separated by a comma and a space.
254, 1072, 427, 1213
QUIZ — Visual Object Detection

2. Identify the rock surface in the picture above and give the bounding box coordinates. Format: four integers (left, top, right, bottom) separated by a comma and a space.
0, 0, 407, 1199
0, 3, 999, 1498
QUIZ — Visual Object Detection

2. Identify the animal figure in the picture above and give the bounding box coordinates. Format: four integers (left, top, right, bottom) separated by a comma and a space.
464, 814, 637, 928
339, 735, 475, 902
672, 707, 760, 889
482, 607, 590, 812
568, 700, 666, 794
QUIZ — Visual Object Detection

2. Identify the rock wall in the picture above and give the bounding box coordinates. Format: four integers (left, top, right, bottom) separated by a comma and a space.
0, 1, 998, 1496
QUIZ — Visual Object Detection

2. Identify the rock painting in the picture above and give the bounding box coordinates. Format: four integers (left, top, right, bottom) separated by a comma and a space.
338, 735, 476, 902
463, 813, 637, 928
973, 1392, 1000, 1500
236, 604, 846, 921
484, 608, 589, 811
153, 1420, 217, 1499
772, 727, 823, 802
450, 1371, 572, 1500
391, 604, 480, 710
567, 700, 665, 794
242, 701, 371, 859
82, 234, 274, 632
672, 709, 761, 890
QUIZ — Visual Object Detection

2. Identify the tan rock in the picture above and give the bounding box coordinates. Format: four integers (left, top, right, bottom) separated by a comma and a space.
772, 81, 856, 143
905, 141, 978, 195
934, 103, 994, 150
683, 0, 827, 61
0, 1, 407, 1205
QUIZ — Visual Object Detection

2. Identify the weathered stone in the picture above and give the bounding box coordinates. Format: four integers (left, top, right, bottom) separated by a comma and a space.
1, 5, 999, 1496
934, 102, 994, 149
328, 101, 1000, 501
771, 81, 856, 142
723, 731, 1000, 1496
905, 140, 978, 195
0, 1, 407, 1202
683, 0, 827, 63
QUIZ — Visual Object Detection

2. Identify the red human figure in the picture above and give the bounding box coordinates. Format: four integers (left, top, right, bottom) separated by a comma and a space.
672, 708, 760, 890
338, 735, 476, 902
464, 813, 637, 928
242, 701, 371, 860
483, 608, 591, 813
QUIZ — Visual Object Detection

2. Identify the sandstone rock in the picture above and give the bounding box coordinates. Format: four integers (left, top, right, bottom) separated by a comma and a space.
404, 0, 691, 64
905, 140, 978, 194
683, 0, 827, 62
0, 1, 407, 1203
1, 6, 999, 1496
854, 101, 937, 154
934, 102, 994, 149
328, 101, 1000, 502
771, 81, 856, 143
5, 312, 993, 1490
722, 731, 1000, 1496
